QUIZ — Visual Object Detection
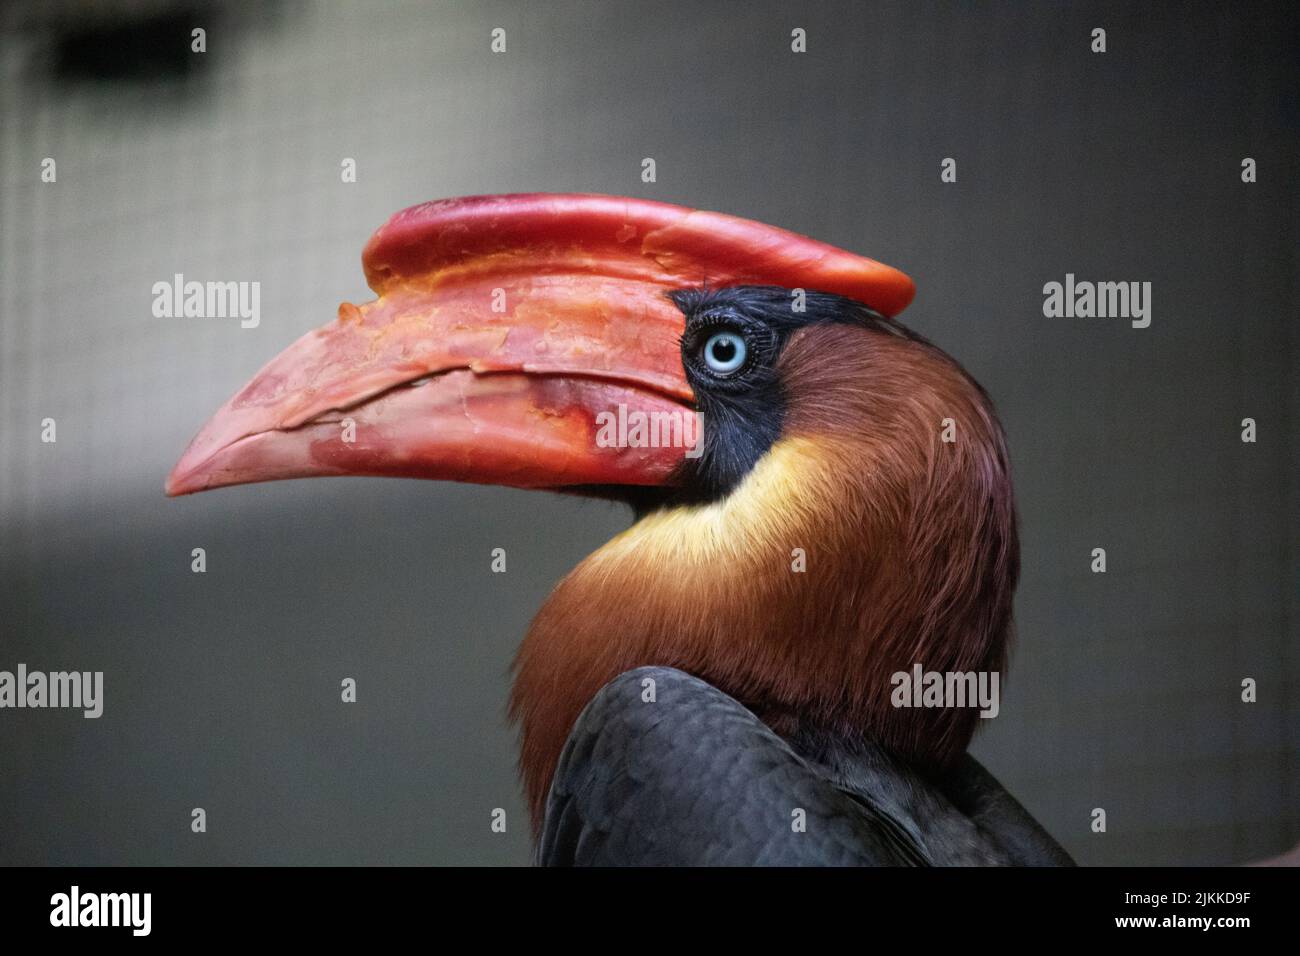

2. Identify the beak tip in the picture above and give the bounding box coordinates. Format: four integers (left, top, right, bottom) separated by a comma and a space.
165, 446, 213, 497
163, 469, 191, 497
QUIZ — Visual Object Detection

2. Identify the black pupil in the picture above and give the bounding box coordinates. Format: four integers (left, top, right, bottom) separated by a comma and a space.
710, 337, 737, 365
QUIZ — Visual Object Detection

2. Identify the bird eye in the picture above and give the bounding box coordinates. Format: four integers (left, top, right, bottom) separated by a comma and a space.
702, 330, 747, 375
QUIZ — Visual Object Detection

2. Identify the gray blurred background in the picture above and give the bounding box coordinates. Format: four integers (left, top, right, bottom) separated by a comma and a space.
0, 0, 1295, 866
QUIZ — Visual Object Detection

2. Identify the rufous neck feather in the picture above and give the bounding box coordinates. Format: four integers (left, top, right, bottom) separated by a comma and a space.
509, 325, 1017, 830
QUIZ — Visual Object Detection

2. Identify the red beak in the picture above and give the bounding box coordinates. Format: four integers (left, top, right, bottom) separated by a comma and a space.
165, 193, 913, 497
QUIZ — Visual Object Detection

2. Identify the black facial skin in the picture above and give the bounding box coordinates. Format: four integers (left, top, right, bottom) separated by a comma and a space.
569, 285, 928, 514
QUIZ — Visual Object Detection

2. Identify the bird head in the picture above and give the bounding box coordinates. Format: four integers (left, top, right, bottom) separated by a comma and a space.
167, 194, 1017, 829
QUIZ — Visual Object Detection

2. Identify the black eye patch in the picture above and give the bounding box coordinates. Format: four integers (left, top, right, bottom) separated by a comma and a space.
657, 284, 924, 505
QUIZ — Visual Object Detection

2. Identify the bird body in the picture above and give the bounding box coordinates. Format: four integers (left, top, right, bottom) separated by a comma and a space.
541, 667, 1072, 866
512, 285, 1017, 829
168, 193, 1068, 866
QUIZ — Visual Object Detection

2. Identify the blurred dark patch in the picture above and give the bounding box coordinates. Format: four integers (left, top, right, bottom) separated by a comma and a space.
53, 9, 217, 83
1, 0, 297, 90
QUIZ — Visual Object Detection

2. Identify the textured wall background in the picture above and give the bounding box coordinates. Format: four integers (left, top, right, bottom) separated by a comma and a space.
0, 0, 1295, 865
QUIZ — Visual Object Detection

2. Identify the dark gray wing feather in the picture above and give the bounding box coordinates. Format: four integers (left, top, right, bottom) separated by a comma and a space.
935, 753, 1076, 865
804, 733, 1075, 865
538, 666, 1075, 867
538, 666, 927, 866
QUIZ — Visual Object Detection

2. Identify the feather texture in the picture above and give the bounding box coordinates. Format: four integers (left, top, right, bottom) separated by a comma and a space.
512, 314, 1018, 830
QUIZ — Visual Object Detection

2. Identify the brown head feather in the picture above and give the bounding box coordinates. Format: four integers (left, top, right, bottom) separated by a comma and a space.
509, 320, 1018, 830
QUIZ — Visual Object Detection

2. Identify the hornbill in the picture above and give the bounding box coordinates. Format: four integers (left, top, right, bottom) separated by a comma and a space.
167, 193, 1073, 866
